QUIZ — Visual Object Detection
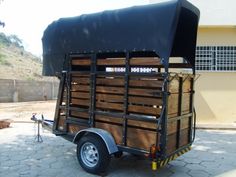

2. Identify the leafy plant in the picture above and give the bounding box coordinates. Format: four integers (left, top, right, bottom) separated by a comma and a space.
0, 53, 11, 66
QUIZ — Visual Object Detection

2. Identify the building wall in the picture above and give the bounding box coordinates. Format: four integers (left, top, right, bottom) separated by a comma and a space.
0, 79, 59, 102
195, 72, 236, 123
197, 27, 236, 46
195, 27, 236, 123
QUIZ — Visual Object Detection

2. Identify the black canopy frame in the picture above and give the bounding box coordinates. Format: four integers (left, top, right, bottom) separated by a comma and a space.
42, 0, 200, 76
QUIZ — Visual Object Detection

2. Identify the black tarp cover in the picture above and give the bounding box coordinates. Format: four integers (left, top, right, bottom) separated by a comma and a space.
42, 0, 200, 76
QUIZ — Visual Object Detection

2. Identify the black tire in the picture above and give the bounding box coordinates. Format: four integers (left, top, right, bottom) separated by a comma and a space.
77, 134, 111, 175
114, 151, 123, 158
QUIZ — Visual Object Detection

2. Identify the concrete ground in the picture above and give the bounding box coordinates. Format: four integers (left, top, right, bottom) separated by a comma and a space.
0, 123, 236, 177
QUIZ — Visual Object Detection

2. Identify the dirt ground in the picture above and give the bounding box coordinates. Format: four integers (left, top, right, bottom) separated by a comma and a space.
0, 100, 56, 122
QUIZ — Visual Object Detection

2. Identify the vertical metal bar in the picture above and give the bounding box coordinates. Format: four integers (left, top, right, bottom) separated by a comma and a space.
90, 54, 97, 127
53, 72, 66, 132
176, 76, 183, 148
122, 52, 130, 146
160, 62, 169, 158
64, 55, 71, 132
189, 77, 195, 143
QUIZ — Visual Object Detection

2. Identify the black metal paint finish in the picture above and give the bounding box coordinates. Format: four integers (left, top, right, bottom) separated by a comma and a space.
122, 52, 130, 146
90, 54, 97, 127
42, 0, 200, 76
159, 71, 169, 159
176, 77, 183, 148
189, 77, 195, 143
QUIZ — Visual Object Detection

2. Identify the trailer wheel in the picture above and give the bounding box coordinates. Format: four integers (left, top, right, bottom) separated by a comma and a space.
77, 134, 111, 174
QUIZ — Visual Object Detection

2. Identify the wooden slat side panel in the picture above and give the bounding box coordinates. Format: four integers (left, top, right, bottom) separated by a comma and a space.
71, 98, 90, 107
96, 86, 125, 94
129, 96, 162, 106
129, 88, 161, 97
183, 77, 192, 92
96, 78, 124, 86
71, 85, 90, 92
182, 93, 191, 114
97, 58, 125, 66
179, 128, 190, 147
128, 105, 161, 116
58, 117, 65, 131
166, 128, 190, 155
127, 128, 157, 151
71, 77, 90, 85
96, 102, 124, 111
168, 77, 179, 93
95, 115, 123, 124
127, 119, 157, 129
71, 92, 90, 99
168, 94, 178, 118
129, 79, 163, 88
96, 94, 124, 103
167, 117, 190, 135
130, 58, 161, 66
96, 122, 122, 144
70, 111, 89, 119
71, 59, 91, 66
68, 124, 88, 134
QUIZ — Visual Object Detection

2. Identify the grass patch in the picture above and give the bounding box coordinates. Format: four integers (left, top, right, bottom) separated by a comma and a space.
0, 53, 12, 66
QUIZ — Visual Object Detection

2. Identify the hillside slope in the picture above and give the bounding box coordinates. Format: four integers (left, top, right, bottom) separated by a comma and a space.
0, 33, 54, 81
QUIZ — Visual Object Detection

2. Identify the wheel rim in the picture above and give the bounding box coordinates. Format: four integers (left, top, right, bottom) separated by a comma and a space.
80, 142, 99, 168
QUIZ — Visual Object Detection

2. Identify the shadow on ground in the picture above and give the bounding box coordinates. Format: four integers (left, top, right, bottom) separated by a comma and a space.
0, 124, 236, 177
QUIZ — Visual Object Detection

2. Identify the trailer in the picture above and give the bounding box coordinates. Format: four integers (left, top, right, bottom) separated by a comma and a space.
42, 0, 200, 175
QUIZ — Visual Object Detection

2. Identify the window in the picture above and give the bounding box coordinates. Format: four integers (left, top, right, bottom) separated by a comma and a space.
195, 46, 236, 71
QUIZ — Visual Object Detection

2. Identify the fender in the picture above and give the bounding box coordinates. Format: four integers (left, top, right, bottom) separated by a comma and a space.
73, 128, 118, 154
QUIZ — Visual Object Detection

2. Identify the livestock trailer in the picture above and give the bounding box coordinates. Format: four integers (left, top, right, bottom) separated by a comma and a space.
42, 0, 200, 174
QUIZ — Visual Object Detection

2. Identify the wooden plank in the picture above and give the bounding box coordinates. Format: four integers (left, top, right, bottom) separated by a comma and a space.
97, 58, 125, 66
167, 117, 190, 135
130, 58, 161, 66
71, 98, 90, 107
71, 59, 91, 65
71, 85, 90, 91
129, 96, 162, 106
183, 76, 192, 92
127, 119, 157, 129
179, 128, 190, 147
96, 86, 125, 94
71, 92, 90, 99
68, 124, 88, 134
182, 93, 190, 113
168, 77, 179, 93
96, 78, 124, 86
57, 118, 65, 131
96, 93, 124, 103
129, 79, 163, 88
71, 77, 90, 85
95, 114, 123, 124
128, 105, 161, 116
167, 94, 178, 117
129, 88, 161, 97
96, 122, 122, 144
166, 128, 190, 155
96, 101, 124, 111
70, 111, 89, 119
127, 128, 157, 151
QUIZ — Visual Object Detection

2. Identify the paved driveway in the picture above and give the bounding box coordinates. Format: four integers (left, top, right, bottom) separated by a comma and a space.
0, 123, 236, 177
